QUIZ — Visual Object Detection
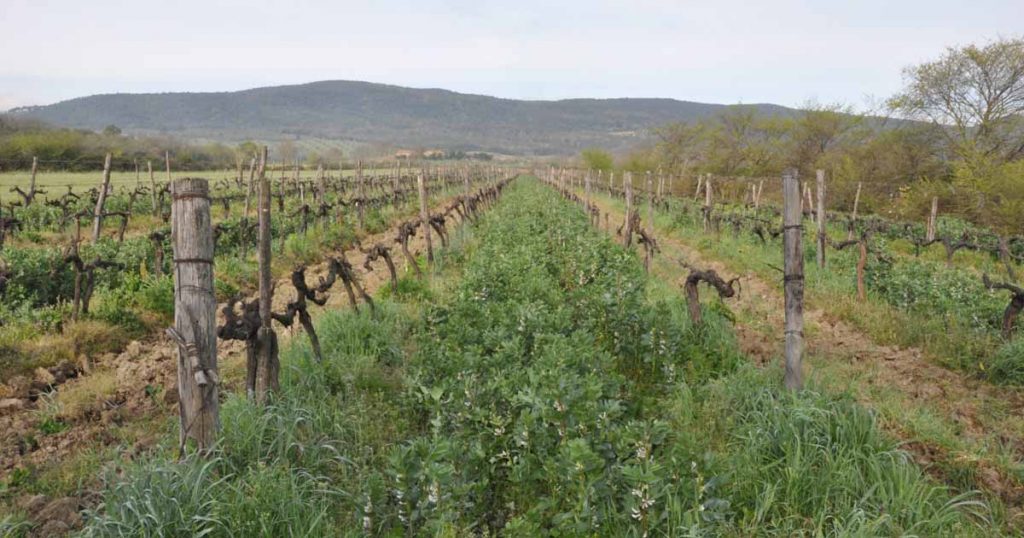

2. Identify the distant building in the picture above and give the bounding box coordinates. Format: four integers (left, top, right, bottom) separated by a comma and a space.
393, 149, 417, 160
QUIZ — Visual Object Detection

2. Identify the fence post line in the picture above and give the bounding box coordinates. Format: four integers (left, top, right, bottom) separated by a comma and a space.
169, 176, 219, 453
783, 169, 805, 391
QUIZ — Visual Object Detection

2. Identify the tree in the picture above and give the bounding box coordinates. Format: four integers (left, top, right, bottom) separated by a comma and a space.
275, 140, 298, 165
580, 148, 613, 171
783, 102, 862, 176
102, 124, 122, 136
889, 37, 1024, 163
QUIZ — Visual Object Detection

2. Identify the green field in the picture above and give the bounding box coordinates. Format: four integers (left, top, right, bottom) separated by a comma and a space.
0, 169, 408, 191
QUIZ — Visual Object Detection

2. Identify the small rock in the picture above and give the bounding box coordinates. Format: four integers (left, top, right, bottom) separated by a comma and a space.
163, 387, 180, 406
34, 367, 56, 386
0, 398, 26, 415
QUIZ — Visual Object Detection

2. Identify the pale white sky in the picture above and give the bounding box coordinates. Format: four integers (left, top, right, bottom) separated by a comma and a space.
1, 0, 1021, 110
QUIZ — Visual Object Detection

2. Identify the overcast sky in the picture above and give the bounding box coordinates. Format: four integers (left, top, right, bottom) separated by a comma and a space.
1, 0, 1021, 111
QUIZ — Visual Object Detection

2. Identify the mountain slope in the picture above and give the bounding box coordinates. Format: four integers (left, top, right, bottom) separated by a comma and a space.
13, 80, 795, 155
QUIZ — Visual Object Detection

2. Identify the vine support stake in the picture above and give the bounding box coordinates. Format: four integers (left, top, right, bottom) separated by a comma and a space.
816, 169, 826, 270
255, 146, 279, 403
783, 168, 805, 391
90, 153, 112, 244
418, 171, 434, 265
170, 176, 219, 454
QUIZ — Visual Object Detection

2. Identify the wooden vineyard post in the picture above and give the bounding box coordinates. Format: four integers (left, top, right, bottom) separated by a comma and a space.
623, 172, 633, 248
857, 238, 868, 301
702, 174, 713, 232
254, 146, 279, 403
148, 161, 158, 216
356, 160, 365, 231
584, 170, 592, 224
848, 182, 862, 240
91, 153, 112, 244
816, 169, 826, 269
168, 177, 219, 453
241, 155, 258, 258
646, 171, 653, 233
418, 172, 434, 265
22, 156, 39, 206
782, 169, 805, 391
317, 163, 326, 202
165, 151, 172, 183
926, 196, 939, 242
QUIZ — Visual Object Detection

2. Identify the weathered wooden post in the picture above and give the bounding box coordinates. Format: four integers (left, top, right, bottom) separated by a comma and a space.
316, 163, 325, 202
255, 146, 279, 403
148, 160, 158, 216
926, 196, 939, 242
26, 156, 38, 205
356, 160, 365, 231
646, 170, 654, 233
168, 177, 219, 453
783, 169, 804, 391
91, 153, 112, 243
623, 172, 634, 248
816, 169, 826, 269
418, 172, 433, 265
702, 174, 713, 232
848, 181, 862, 240
584, 170, 592, 224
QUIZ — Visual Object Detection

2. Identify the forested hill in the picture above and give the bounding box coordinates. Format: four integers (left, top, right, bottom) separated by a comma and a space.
12, 80, 793, 155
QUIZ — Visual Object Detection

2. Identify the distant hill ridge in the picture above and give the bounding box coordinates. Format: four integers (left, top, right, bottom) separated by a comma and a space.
13, 80, 795, 155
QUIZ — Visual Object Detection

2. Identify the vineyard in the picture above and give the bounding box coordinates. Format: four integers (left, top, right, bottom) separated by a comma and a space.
0, 154, 1021, 536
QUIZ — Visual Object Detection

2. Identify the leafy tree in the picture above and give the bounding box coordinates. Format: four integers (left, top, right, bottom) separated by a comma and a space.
889, 37, 1024, 163
102, 124, 122, 136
